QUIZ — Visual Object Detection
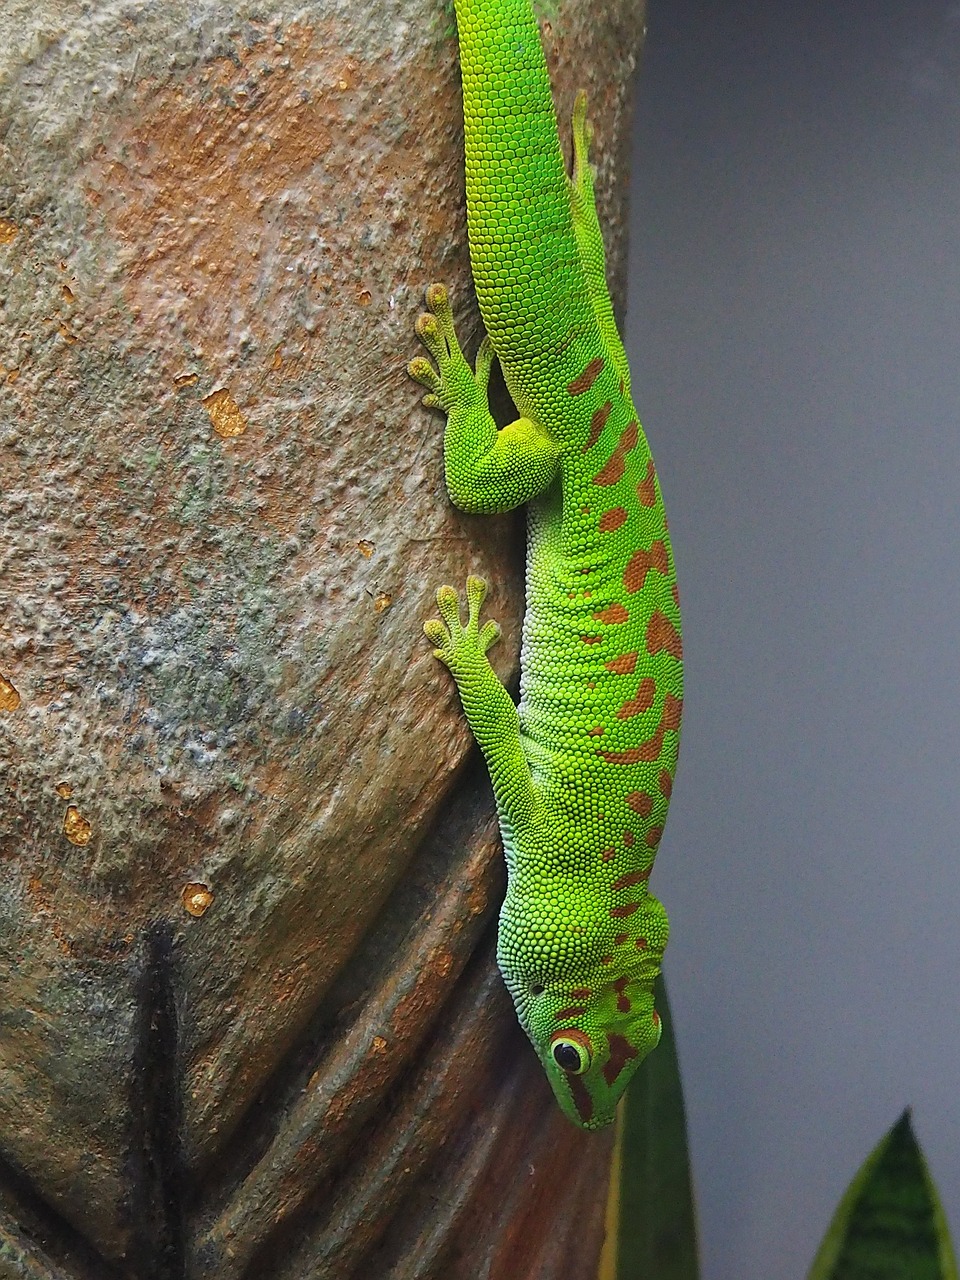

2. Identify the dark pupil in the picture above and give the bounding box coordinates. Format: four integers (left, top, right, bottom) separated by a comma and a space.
553, 1042, 582, 1072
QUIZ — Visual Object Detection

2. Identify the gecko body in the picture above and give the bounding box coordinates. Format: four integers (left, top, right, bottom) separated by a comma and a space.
409, 0, 682, 1129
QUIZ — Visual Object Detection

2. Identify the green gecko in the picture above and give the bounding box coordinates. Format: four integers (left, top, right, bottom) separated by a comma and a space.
408, 0, 682, 1129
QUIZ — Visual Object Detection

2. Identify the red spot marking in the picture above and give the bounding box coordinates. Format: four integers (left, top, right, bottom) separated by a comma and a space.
569, 1073, 594, 1122
582, 400, 613, 452
646, 611, 683, 659
637, 458, 658, 506
580, 506, 591, 515
568, 356, 605, 396
593, 421, 639, 486
626, 791, 653, 817
587, 681, 596, 690
581, 635, 602, 645
598, 506, 628, 533
571, 987, 592, 1000
623, 831, 635, 847
635, 936, 648, 950
605, 652, 638, 675
653, 1010, 661, 1028
555, 1005, 588, 1021
601, 954, 614, 964
587, 726, 605, 737
601, 846, 617, 863
603, 1033, 639, 1086
599, 694, 682, 764
610, 902, 640, 918
659, 769, 673, 798
619, 377, 625, 396
672, 582, 680, 607
646, 826, 664, 848
593, 602, 629, 625
613, 976, 631, 1013
623, 539, 669, 594
612, 868, 651, 891
616, 677, 656, 721
614, 932, 629, 945
583, 590, 592, 599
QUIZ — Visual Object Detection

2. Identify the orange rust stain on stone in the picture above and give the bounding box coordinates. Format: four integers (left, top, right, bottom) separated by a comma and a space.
203, 387, 247, 438
63, 805, 92, 846
182, 882, 214, 917
87, 25, 357, 351
0, 672, 21, 711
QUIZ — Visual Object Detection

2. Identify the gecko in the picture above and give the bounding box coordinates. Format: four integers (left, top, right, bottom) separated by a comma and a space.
408, 0, 682, 1129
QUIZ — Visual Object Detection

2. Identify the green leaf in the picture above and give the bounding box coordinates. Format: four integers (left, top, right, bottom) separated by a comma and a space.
808, 1109, 959, 1280
599, 974, 699, 1280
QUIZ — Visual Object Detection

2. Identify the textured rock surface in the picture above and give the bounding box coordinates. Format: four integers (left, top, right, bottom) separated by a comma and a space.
0, 0, 645, 1273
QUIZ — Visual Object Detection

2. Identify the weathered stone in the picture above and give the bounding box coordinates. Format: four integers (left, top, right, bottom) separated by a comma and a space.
0, 0, 644, 1271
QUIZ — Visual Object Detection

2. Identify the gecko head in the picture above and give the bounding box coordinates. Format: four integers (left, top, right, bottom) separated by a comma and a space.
500, 950, 666, 1129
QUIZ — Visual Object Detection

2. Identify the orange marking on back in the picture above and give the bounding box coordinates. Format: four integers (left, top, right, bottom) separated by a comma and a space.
618, 377, 625, 396
614, 932, 630, 945
601, 846, 617, 863
626, 791, 653, 816
616, 677, 656, 721
592, 421, 639, 486
605, 652, 638, 675
623, 539, 669, 594
623, 831, 635, 847
612, 868, 651, 891
601, 954, 614, 965
593, 603, 629, 625
581, 635, 602, 645
598, 694, 682, 764
637, 458, 657, 506
568, 356, 605, 396
635, 936, 648, 950
672, 582, 680, 607
646, 611, 683, 659
659, 770, 673, 798
603, 1033, 639, 1086
582, 400, 613, 452
646, 826, 664, 848
598, 506, 628, 533
610, 902, 640, 918
587, 726, 605, 737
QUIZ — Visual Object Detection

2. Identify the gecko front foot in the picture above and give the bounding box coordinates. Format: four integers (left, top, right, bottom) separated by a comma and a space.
423, 574, 501, 674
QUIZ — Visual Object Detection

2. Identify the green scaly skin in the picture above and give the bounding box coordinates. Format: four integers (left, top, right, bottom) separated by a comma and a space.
409, 0, 682, 1129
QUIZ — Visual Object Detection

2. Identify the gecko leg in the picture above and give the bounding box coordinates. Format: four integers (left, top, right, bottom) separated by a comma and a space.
408, 284, 560, 514
424, 575, 538, 829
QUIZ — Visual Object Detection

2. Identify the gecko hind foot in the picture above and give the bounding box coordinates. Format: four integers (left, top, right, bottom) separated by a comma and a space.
423, 575, 501, 669
407, 284, 494, 414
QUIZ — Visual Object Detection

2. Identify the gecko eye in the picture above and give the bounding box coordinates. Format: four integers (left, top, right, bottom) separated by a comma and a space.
550, 1029, 593, 1075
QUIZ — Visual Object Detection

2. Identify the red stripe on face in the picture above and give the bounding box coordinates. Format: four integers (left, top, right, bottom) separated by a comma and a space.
554, 1005, 588, 1021
603, 1032, 639, 1085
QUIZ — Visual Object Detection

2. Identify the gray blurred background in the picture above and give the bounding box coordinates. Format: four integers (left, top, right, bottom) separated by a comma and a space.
625, 2, 960, 1276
